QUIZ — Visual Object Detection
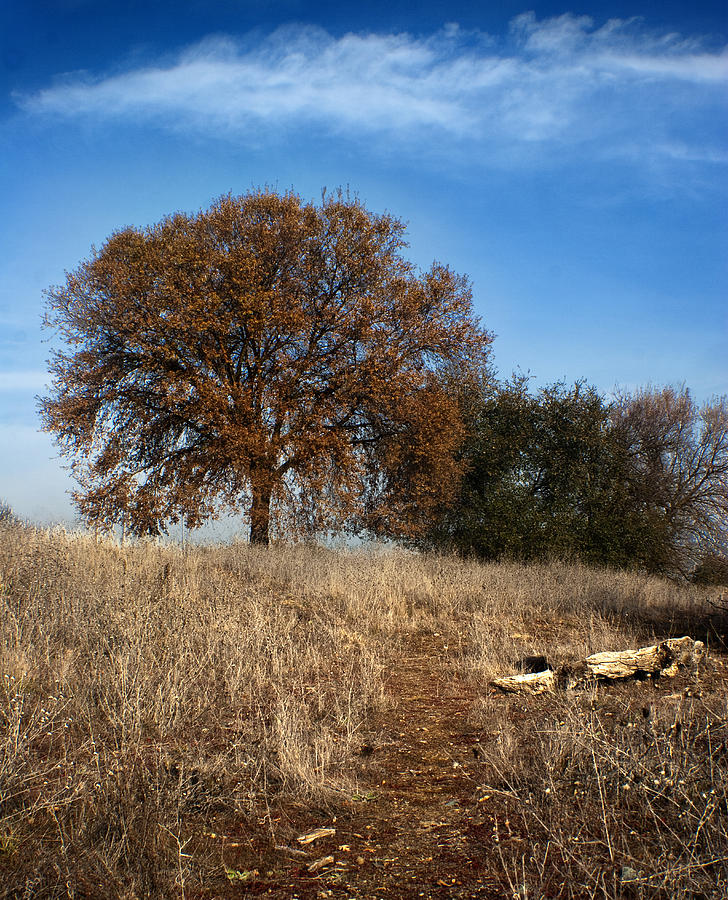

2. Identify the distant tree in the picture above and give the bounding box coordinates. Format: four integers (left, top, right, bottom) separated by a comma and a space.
612, 386, 728, 576
422, 379, 670, 568
524, 380, 643, 565
422, 375, 539, 559
426, 379, 728, 577
692, 551, 728, 587
40, 189, 490, 544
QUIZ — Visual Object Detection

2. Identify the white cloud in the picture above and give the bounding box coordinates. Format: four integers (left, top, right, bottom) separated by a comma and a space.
16, 15, 728, 164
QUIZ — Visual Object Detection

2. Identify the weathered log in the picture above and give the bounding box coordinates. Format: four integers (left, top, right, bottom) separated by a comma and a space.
492, 637, 704, 694
307, 855, 335, 873
491, 669, 556, 694
585, 637, 704, 680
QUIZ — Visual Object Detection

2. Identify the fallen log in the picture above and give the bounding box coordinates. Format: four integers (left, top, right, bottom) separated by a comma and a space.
490, 669, 556, 694
492, 637, 705, 694
584, 636, 704, 680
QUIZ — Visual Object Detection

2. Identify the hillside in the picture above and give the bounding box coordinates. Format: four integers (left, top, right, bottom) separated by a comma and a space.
1, 520, 726, 898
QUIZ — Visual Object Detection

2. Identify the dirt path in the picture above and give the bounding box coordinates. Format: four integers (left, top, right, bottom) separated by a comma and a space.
238, 632, 502, 898
331, 632, 496, 898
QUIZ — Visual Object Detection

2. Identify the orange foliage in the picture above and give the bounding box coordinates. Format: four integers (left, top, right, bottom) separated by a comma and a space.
40, 189, 491, 543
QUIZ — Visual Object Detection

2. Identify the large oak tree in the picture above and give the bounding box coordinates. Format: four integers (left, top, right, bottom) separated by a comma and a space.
40, 189, 490, 544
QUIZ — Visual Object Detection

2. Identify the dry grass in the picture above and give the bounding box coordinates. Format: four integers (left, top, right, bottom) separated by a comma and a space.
1, 518, 726, 897
0, 524, 395, 895
458, 563, 728, 899
467, 686, 728, 899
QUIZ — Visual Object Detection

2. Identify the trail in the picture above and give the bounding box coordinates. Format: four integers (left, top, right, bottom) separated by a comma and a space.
258, 632, 501, 899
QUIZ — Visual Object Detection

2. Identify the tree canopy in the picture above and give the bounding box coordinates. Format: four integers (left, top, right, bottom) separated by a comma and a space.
40, 189, 491, 543
423, 379, 641, 566
612, 386, 728, 576
423, 379, 728, 577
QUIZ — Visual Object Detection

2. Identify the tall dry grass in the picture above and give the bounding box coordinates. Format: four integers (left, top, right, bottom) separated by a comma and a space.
0, 523, 399, 895
1, 516, 725, 897
456, 563, 728, 900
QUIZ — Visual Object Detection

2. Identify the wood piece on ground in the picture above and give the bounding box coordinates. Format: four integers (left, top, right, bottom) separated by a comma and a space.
307, 855, 335, 873
492, 669, 556, 694
275, 844, 310, 858
297, 826, 336, 845
585, 637, 705, 680
492, 637, 705, 694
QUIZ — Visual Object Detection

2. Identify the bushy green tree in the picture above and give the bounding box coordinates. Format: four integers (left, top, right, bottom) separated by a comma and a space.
422, 379, 716, 573
527, 381, 644, 565
424, 376, 537, 559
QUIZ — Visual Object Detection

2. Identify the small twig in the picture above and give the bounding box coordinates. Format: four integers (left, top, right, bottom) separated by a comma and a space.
591, 744, 614, 864
160, 825, 192, 900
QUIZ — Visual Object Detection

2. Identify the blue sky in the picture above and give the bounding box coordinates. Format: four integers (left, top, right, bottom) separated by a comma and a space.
1, 0, 726, 527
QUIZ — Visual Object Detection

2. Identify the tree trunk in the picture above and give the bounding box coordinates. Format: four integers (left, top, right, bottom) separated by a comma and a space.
249, 479, 273, 546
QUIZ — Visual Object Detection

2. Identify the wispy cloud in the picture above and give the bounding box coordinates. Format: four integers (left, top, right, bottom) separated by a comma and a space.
16, 14, 728, 165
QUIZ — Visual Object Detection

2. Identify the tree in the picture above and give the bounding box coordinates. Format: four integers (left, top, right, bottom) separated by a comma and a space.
0, 499, 19, 528
528, 381, 650, 566
421, 374, 539, 559
40, 189, 491, 544
425, 377, 728, 577
612, 386, 728, 576
692, 550, 728, 587
422, 379, 670, 568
